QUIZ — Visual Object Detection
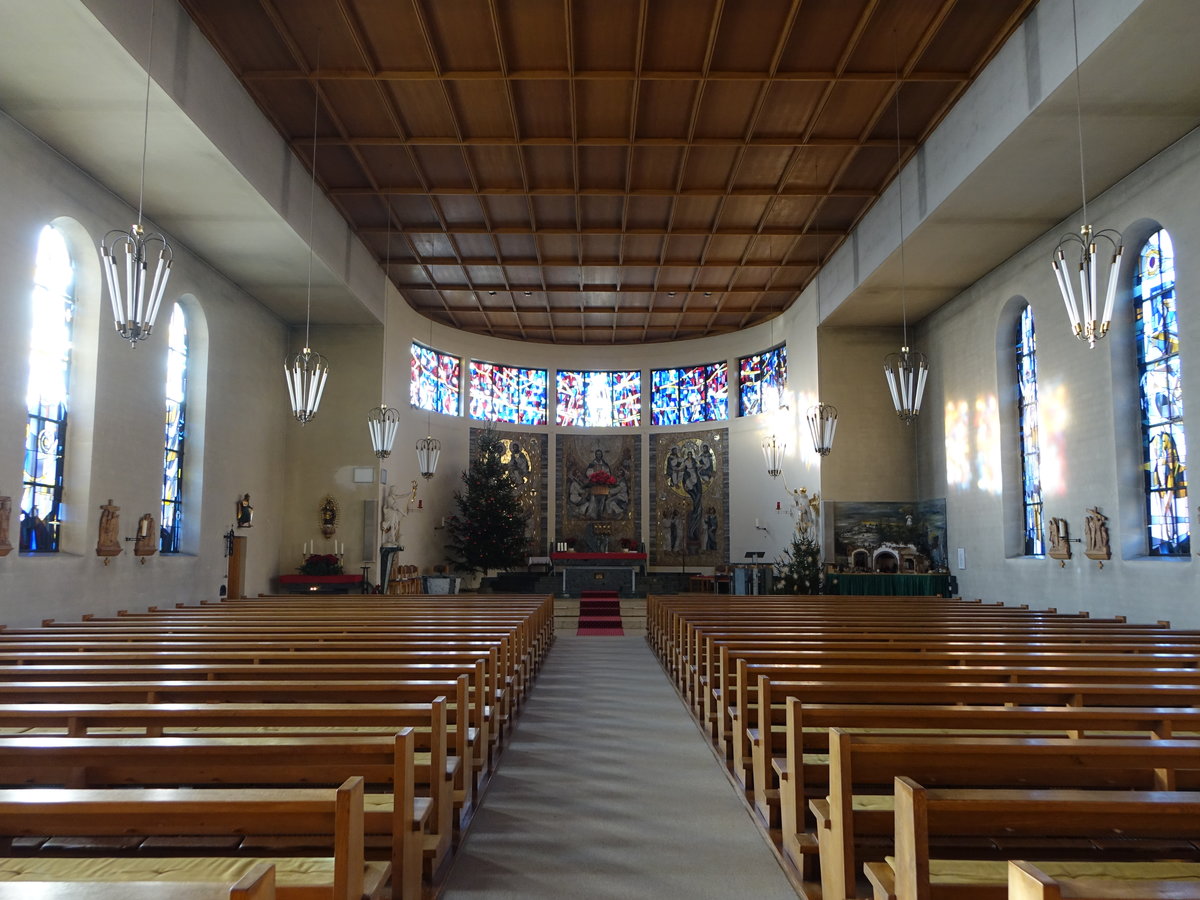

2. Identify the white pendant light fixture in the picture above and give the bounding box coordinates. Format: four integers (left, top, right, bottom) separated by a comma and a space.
285, 36, 330, 425
762, 434, 786, 478
1050, 0, 1123, 349
807, 403, 838, 456
882, 50, 928, 425
367, 215, 399, 457
100, 0, 173, 348
415, 317, 440, 478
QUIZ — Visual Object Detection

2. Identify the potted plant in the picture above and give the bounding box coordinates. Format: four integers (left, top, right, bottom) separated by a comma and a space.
298, 553, 343, 576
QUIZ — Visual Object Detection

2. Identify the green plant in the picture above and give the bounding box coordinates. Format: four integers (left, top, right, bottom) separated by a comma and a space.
445, 428, 530, 574
775, 531, 823, 595
299, 553, 343, 576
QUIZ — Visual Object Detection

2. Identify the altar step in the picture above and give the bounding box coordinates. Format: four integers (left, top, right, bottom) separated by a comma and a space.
555, 596, 646, 637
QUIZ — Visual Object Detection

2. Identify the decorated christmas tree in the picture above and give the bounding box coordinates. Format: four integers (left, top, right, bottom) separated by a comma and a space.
774, 529, 824, 595
445, 428, 530, 574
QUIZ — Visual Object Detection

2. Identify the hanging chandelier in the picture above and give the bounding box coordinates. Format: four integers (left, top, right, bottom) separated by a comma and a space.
416, 434, 441, 479
882, 52, 928, 425
285, 36, 329, 425
762, 434, 785, 478
366, 215, 398, 456
368, 405, 400, 458
100, 0, 173, 347
807, 402, 838, 456
1050, 0, 1124, 349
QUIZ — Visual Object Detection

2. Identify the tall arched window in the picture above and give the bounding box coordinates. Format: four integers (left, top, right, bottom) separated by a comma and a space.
1134, 228, 1189, 556
21, 225, 75, 553
1016, 305, 1044, 556
160, 304, 187, 553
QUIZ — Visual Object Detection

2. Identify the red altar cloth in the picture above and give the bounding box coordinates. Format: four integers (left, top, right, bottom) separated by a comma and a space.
276, 574, 363, 593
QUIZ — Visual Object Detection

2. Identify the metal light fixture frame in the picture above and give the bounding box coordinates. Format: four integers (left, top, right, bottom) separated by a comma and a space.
762, 434, 786, 478
367, 214, 398, 457
807, 402, 838, 456
285, 36, 330, 425
882, 47, 928, 425
415, 317, 441, 479
100, 0, 173, 347
1050, 0, 1124, 349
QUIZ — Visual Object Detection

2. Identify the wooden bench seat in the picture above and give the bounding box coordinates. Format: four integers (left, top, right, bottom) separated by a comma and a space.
864, 778, 1200, 900
0, 726, 442, 900
813, 731, 1200, 900
0, 777, 388, 900
0, 863, 276, 898
1008, 859, 1200, 900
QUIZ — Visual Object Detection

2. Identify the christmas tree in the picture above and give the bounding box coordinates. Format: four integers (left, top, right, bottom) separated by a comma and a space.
774, 529, 824, 595
445, 428, 530, 574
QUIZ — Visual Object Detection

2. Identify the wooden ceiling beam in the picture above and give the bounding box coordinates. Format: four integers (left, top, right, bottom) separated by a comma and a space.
242, 68, 971, 83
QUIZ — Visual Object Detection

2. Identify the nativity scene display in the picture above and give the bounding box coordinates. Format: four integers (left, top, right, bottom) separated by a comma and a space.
829, 499, 949, 574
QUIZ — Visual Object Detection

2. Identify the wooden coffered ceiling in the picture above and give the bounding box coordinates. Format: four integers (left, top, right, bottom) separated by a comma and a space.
178, 0, 1036, 344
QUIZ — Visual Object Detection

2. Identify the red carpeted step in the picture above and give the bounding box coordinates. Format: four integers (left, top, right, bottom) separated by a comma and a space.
576, 627, 625, 636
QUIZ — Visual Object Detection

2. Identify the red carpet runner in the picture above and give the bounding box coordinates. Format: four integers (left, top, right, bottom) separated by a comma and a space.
576, 590, 624, 636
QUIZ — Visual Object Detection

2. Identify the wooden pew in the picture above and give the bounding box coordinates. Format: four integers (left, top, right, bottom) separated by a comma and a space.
770, 696, 1200, 874
866, 778, 1200, 900
815, 731, 1200, 900
1008, 859, 1200, 900
0, 776, 388, 900
0, 730, 434, 900
0, 863, 275, 899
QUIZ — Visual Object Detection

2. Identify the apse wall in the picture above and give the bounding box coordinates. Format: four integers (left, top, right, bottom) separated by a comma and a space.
0, 111, 290, 626
916, 124, 1200, 626
324, 287, 831, 586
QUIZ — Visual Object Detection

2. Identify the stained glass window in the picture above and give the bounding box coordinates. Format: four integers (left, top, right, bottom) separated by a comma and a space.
738, 345, 787, 416
410, 342, 461, 416
21, 225, 74, 553
160, 304, 187, 553
651, 362, 729, 426
469, 361, 548, 425
1016, 305, 1044, 556
1134, 228, 1189, 556
555, 370, 641, 427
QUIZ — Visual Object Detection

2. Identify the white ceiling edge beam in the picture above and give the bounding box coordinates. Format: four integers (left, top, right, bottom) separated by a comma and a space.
815, 0, 1147, 324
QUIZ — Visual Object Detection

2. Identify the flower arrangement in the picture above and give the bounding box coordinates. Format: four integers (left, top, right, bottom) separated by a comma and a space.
619, 537, 637, 551
587, 470, 618, 486
299, 553, 343, 576
565, 536, 577, 548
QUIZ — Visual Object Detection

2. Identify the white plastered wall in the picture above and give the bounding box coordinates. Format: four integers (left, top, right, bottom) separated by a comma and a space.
916, 126, 1200, 625
0, 111, 289, 627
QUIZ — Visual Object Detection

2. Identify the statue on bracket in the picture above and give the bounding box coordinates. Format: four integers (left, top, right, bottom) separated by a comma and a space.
0, 495, 12, 557
134, 513, 157, 559
97, 499, 122, 559
236, 494, 254, 528
320, 495, 339, 538
1047, 516, 1071, 565
1084, 507, 1111, 566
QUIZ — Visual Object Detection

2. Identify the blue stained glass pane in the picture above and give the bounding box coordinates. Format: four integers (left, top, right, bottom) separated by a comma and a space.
468, 360, 548, 425
651, 362, 728, 426
1016, 305, 1044, 556
410, 343, 461, 416
738, 345, 787, 416
22, 225, 74, 553
1135, 228, 1188, 556
160, 305, 187, 553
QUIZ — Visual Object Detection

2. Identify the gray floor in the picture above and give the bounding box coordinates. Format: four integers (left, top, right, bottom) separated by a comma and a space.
440, 635, 799, 899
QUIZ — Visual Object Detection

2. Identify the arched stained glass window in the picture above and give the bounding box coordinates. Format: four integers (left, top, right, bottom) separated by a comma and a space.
738, 345, 787, 416
651, 362, 729, 425
160, 304, 187, 553
1016, 305, 1044, 556
410, 342, 461, 415
1134, 228, 1189, 556
21, 225, 75, 553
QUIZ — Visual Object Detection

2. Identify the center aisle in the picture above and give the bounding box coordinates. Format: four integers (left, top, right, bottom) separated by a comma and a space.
441, 635, 798, 899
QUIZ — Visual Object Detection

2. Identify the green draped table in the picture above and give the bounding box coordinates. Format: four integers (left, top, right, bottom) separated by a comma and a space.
825, 573, 952, 596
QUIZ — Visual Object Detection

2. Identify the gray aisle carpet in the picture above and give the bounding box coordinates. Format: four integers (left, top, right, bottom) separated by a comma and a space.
440, 635, 798, 899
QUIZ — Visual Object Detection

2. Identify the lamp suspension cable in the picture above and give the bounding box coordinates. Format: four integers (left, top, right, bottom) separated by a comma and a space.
807, 157, 838, 456
1050, 0, 1123, 348
284, 34, 330, 424
882, 41, 928, 425
367, 213, 400, 457
415, 316, 441, 479
99, 0, 174, 347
